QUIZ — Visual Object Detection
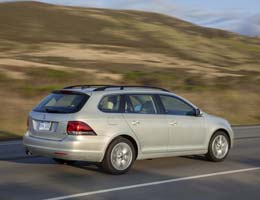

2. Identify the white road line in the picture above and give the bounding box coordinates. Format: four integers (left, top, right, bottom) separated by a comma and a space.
44, 167, 260, 200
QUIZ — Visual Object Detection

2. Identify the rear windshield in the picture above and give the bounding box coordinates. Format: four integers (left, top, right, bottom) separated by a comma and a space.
33, 91, 89, 113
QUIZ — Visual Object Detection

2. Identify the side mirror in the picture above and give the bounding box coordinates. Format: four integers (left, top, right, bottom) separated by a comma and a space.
195, 108, 203, 117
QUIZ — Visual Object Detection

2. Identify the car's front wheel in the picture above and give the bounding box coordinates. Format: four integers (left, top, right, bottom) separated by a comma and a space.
102, 137, 136, 175
206, 131, 230, 162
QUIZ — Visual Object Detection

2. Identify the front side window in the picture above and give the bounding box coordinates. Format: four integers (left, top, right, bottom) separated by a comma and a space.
99, 95, 121, 113
125, 94, 157, 114
159, 95, 195, 116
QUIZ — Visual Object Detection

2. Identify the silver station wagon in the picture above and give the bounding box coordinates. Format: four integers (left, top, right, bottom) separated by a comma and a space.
23, 85, 234, 174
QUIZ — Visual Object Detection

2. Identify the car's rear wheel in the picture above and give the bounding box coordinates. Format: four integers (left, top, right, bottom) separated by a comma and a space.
53, 158, 75, 165
206, 131, 230, 162
102, 137, 136, 175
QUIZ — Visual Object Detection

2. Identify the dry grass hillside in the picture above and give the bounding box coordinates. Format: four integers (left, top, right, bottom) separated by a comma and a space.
0, 1, 260, 139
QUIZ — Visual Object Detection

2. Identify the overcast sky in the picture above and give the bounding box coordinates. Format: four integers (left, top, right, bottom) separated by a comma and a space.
2, 0, 260, 36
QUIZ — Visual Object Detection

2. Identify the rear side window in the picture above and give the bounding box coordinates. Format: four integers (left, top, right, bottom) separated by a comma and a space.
33, 91, 89, 113
98, 95, 121, 113
125, 94, 157, 114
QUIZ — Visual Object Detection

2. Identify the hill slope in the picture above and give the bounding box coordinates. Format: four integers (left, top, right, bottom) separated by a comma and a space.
1, 1, 260, 66
0, 1, 260, 138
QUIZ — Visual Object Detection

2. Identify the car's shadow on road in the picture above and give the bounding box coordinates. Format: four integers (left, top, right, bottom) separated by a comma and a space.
1, 154, 108, 173
181, 155, 208, 161
4, 148, 260, 175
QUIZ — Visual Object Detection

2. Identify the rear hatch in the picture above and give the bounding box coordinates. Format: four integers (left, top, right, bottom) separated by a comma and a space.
28, 90, 89, 140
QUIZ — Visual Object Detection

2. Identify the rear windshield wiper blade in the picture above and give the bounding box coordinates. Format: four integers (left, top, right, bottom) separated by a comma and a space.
45, 108, 67, 113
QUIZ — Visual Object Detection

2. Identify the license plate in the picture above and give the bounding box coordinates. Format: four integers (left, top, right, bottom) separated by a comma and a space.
39, 121, 52, 131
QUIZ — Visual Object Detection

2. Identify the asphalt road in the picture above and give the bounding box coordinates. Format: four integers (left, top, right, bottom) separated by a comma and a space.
0, 126, 260, 200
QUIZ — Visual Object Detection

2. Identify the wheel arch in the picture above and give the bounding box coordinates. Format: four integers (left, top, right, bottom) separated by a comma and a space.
210, 128, 232, 148
120, 135, 139, 158
101, 134, 139, 161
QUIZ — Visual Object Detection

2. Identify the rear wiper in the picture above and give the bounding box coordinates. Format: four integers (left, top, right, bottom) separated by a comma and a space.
45, 108, 66, 113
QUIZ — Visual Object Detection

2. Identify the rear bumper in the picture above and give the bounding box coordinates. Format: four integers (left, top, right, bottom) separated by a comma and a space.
23, 131, 110, 162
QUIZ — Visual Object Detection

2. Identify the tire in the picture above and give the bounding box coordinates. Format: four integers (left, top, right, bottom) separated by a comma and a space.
206, 131, 230, 162
101, 137, 136, 175
53, 158, 75, 165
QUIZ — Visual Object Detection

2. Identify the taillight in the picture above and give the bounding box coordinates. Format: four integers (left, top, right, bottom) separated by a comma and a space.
67, 121, 96, 135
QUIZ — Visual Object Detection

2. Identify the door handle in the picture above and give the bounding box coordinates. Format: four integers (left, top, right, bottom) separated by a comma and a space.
131, 120, 140, 125
169, 121, 178, 126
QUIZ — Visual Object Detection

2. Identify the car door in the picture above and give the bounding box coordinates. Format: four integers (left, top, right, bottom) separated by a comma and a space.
158, 94, 206, 152
122, 94, 169, 154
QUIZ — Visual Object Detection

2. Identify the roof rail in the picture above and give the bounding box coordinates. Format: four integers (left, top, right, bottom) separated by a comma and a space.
93, 85, 169, 92
63, 85, 169, 92
63, 85, 114, 89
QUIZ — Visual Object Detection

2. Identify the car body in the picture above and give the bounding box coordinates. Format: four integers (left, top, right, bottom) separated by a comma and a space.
23, 85, 234, 174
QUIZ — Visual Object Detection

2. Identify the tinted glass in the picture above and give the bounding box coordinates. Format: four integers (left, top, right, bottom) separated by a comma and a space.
99, 95, 121, 113
125, 94, 157, 114
33, 91, 89, 113
159, 95, 195, 116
